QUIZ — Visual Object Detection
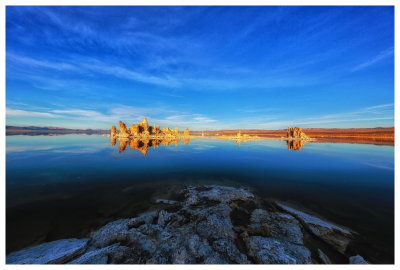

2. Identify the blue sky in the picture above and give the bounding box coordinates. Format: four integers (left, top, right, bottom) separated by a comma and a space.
6, 6, 394, 130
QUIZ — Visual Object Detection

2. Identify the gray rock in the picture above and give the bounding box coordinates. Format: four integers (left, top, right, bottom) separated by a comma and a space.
172, 248, 194, 264
127, 227, 158, 253
145, 252, 169, 264
7, 238, 89, 264
277, 203, 352, 254
250, 209, 269, 223
68, 244, 129, 264
245, 236, 312, 264
157, 210, 174, 227
203, 253, 229, 264
196, 185, 254, 203
128, 211, 158, 227
184, 188, 200, 206
187, 234, 212, 258
155, 199, 179, 205
212, 238, 251, 264
349, 255, 369, 264
270, 212, 304, 245
90, 219, 130, 248
317, 249, 332, 264
249, 209, 303, 245
8, 185, 360, 265
197, 213, 234, 241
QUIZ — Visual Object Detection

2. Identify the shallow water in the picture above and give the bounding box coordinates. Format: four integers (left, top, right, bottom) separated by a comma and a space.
6, 135, 394, 262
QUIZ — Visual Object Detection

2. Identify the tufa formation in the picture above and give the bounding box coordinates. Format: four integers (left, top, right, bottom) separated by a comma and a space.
286, 127, 309, 140
111, 118, 190, 139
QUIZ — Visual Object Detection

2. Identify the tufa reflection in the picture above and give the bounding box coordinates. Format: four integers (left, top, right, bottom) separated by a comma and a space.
112, 137, 190, 156
286, 139, 307, 150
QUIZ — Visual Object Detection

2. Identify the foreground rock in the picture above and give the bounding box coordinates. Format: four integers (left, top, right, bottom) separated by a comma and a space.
349, 255, 369, 264
7, 185, 362, 264
6, 238, 89, 264
276, 203, 353, 254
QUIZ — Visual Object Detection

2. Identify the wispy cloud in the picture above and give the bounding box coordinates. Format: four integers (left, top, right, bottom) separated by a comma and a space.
6, 108, 57, 118
5, 102, 394, 130
8, 54, 180, 88
7, 104, 220, 130
80, 60, 180, 87
7, 53, 76, 71
352, 48, 394, 72
254, 103, 394, 128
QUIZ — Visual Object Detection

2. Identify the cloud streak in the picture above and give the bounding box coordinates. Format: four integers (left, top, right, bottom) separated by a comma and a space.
352, 48, 394, 72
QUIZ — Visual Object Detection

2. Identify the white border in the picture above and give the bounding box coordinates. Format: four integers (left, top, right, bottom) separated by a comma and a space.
0, 1, 398, 269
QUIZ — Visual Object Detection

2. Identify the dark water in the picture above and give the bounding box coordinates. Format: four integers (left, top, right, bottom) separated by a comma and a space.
6, 135, 394, 262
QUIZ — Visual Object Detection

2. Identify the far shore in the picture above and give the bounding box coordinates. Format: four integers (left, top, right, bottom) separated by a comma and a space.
6, 126, 394, 146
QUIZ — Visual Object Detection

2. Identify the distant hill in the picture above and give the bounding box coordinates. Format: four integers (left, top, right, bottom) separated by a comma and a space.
6, 126, 108, 135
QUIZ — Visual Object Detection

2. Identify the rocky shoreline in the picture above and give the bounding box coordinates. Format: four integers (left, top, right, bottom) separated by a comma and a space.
7, 185, 369, 264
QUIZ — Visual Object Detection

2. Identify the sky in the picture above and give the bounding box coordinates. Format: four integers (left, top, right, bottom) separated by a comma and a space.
6, 6, 394, 130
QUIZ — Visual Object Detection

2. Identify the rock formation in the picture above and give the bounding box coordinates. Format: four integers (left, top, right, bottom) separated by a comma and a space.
183, 128, 190, 137
110, 126, 117, 137
138, 118, 150, 136
286, 127, 309, 139
119, 121, 130, 138
7, 185, 367, 265
129, 124, 140, 136
162, 127, 179, 136
111, 119, 187, 139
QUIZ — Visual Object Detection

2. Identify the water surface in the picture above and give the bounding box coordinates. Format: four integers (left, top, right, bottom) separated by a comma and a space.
6, 135, 394, 263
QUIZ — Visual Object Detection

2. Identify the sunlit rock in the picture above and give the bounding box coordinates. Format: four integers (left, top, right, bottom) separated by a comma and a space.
286, 127, 309, 139
119, 121, 130, 138
183, 128, 190, 137
129, 124, 140, 136
110, 126, 117, 137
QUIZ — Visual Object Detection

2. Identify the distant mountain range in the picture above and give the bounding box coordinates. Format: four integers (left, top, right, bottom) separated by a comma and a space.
6, 126, 108, 135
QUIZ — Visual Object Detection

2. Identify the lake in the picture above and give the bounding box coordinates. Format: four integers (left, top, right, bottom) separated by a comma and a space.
6, 134, 394, 263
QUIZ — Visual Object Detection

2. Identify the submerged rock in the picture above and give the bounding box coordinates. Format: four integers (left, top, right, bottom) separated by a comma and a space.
276, 203, 352, 254
318, 249, 332, 264
7, 238, 89, 264
349, 255, 369, 264
69, 244, 129, 264
7, 185, 361, 264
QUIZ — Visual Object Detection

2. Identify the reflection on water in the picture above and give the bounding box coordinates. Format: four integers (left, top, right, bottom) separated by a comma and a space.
286, 140, 307, 150
6, 135, 394, 262
113, 137, 190, 155
113, 136, 308, 154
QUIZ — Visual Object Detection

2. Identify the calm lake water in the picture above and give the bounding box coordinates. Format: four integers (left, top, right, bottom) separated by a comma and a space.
6, 135, 394, 263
